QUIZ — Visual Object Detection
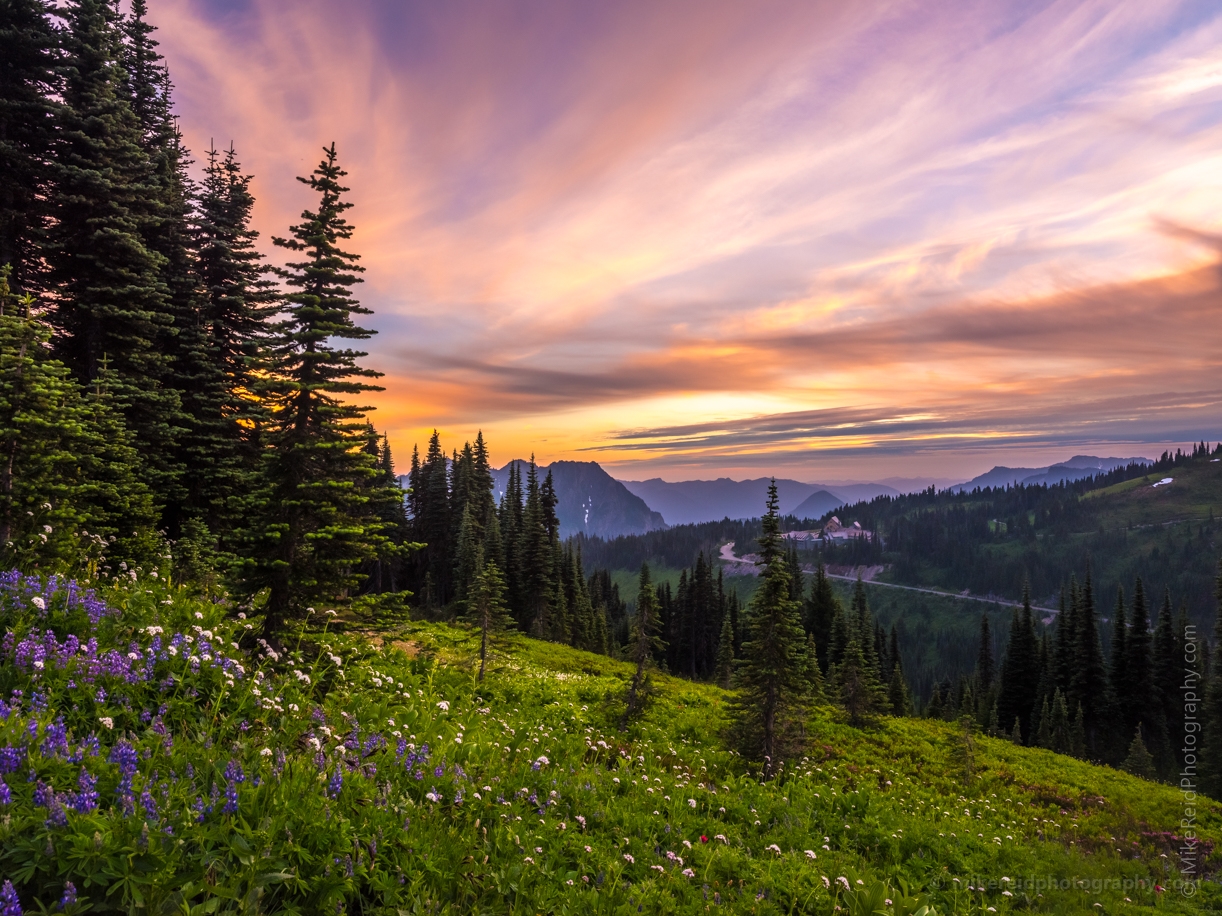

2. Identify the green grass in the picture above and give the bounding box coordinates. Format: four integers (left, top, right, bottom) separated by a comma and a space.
1083, 459, 1222, 529
0, 571, 1216, 913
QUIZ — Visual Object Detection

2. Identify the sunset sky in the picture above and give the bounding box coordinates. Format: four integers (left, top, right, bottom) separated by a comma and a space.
159, 0, 1222, 483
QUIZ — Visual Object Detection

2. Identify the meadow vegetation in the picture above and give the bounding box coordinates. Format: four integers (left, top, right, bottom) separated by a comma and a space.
0, 567, 1216, 913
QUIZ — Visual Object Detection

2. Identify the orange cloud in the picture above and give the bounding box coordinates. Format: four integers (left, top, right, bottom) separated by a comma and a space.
150, 0, 1222, 480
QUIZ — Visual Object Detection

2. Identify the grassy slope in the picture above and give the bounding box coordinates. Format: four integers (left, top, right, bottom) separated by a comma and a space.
1084, 459, 1222, 529
2, 575, 1217, 914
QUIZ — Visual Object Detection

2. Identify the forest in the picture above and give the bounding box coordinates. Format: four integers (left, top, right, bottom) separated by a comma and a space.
1, 0, 1221, 910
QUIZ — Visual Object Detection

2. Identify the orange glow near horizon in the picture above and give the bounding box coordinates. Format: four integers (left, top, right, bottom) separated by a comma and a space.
156, 0, 1222, 482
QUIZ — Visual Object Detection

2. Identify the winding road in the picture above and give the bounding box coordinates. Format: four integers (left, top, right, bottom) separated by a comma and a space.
718, 541, 1059, 617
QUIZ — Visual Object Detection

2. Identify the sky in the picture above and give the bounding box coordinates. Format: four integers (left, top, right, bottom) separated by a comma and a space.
157, 0, 1222, 483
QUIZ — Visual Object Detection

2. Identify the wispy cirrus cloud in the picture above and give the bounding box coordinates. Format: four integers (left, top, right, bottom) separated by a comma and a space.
156, 0, 1222, 479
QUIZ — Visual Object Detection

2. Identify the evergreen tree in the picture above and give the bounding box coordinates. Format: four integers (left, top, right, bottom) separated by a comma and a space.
714, 611, 735, 688
995, 585, 1040, 744
1069, 570, 1107, 758
239, 145, 390, 636
1199, 562, 1222, 798
888, 655, 912, 717
465, 550, 512, 683
0, 0, 60, 296
0, 270, 158, 570
1108, 586, 1129, 761
452, 503, 480, 608
1151, 592, 1180, 776
727, 481, 812, 777
834, 633, 889, 727
50, 0, 184, 502
415, 430, 451, 608
622, 564, 664, 727
975, 614, 994, 690
194, 142, 278, 485
521, 457, 553, 636
804, 561, 839, 673
1123, 726, 1158, 780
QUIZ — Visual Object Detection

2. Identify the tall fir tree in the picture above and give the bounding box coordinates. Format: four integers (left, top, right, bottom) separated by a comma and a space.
1151, 592, 1180, 776
239, 144, 390, 636
1199, 562, 1222, 797
995, 585, 1039, 743
465, 547, 512, 683
50, 0, 184, 503
975, 614, 994, 690
1068, 570, 1107, 758
804, 561, 839, 674
193, 142, 279, 534
622, 563, 664, 727
727, 481, 812, 776
0, 269, 158, 570
0, 0, 61, 296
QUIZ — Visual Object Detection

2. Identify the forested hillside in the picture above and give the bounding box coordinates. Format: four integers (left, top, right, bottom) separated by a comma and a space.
2, 0, 1221, 910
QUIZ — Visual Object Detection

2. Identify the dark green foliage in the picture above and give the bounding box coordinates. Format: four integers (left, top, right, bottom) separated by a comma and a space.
238, 145, 391, 635
49, 0, 185, 502
995, 586, 1039, 744
0, 269, 158, 571
465, 549, 512, 682
0, 0, 60, 295
1123, 726, 1158, 780
622, 563, 664, 727
804, 561, 839, 674
1200, 562, 1222, 797
726, 482, 813, 776
975, 613, 993, 689
1068, 571, 1107, 758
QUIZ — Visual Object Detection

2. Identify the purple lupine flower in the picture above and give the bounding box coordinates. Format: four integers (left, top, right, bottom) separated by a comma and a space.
273, 749, 286, 779
327, 768, 343, 799
140, 787, 158, 820
221, 782, 239, 815
108, 741, 138, 777
0, 746, 27, 774
44, 798, 68, 828
58, 882, 76, 909
223, 760, 245, 784
41, 718, 69, 758
0, 878, 20, 915
32, 780, 53, 808
0, 779, 10, 804
434, 765, 444, 778
72, 770, 98, 813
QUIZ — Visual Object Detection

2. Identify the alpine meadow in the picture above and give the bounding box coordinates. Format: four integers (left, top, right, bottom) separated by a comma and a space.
1, 0, 1222, 913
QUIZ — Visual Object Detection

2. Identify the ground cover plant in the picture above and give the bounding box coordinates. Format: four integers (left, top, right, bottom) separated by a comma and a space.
0, 568, 1218, 913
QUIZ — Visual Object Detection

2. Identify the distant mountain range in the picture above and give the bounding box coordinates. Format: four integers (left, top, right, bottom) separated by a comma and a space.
491, 460, 666, 539
617, 477, 899, 526
948, 455, 1151, 492
398, 454, 1155, 540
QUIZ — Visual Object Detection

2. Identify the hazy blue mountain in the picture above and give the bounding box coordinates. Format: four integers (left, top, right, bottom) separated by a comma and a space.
951, 455, 1150, 492
619, 477, 899, 525
789, 489, 844, 521
619, 477, 818, 525
492, 460, 666, 539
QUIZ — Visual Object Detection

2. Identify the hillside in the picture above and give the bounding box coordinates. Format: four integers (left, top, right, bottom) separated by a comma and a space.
792, 447, 1222, 631
950, 456, 1152, 492
0, 572, 1214, 912
492, 459, 667, 538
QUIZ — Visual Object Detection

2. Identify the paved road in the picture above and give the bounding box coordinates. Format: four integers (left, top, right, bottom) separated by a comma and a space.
719, 541, 1058, 617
